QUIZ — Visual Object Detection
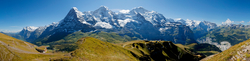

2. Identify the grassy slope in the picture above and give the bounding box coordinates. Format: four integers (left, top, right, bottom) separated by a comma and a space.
0, 33, 62, 61
67, 37, 138, 61
119, 40, 204, 61
38, 31, 139, 45
178, 43, 221, 56
205, 39, 250, 61
0, 33, 38, 53
192, 43, 221, 56
53, 37, 204, 61
0, 33, 206, 61
44, 31, 140, 52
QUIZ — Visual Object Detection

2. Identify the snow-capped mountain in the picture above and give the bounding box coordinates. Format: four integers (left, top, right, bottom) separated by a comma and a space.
23, 26, 38, 32
175, 18, 217, 39
17, 6, 197, 45
19, 26, 38, 39
175, 19, 217, 31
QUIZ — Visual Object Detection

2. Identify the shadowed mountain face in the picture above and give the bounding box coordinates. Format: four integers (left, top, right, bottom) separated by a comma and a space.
14, 6, 197, 45
197, 24, 250, 51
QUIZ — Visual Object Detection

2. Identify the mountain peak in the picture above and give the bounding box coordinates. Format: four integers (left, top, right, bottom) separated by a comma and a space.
72, 7, 78, 10
97, 6, 109, 11
70, 7, 79, 13
130, 6, 149, 14
62, 6, 84, 22
93, 6, 113, 17
23, 26, 38, 31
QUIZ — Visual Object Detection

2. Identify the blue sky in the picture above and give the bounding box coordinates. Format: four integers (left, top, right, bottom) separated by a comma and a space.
0, 0, 250, 32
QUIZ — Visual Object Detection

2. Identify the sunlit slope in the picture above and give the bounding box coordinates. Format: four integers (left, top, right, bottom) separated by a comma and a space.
204, 39, 250, 61
68, 37, 138, 61
0, 33, 60, 61
44, 31, 140, 52
36, 31, 139, 45
0, 33, 38, 53
54, 37, 204, 61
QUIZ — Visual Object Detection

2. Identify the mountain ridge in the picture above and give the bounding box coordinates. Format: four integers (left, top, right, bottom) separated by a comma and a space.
13, 6, 202, 45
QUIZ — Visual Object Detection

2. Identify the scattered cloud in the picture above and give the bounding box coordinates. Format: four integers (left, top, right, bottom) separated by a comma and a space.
222, 18, 234, 25
119, 10, 130, 13
237, 21, 245, 23
110, 9, 130, 13
0, 30, 21, 33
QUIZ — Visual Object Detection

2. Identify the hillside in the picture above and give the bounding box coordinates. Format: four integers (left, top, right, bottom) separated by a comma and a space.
0, 33, 63, 61
36, 31, 139, 45
36, 31, 140, 52
118, 39, 204, 61
0, 32, 207, 61
51, 37, 204, 61
175, 43, 221, 56
203, 39, 250, 61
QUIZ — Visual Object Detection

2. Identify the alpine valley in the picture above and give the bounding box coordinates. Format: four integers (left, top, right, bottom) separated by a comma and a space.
2, 6, 250, 61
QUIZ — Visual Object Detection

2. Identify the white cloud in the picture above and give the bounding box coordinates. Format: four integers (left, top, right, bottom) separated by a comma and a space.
110, 9, 130, 13
119, 10, 130, 13
237, 21, 245, 23
222, 18, 234, 25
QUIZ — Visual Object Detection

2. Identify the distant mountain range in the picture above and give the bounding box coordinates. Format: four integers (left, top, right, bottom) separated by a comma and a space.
12, 6, 210, 45
7, 6, 249, 51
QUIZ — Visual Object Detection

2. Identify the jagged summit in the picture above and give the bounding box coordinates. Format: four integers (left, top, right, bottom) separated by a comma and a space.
72, 7, 78, 10
98, 6, 109, 10
69, 7, 80, 14
23, 26, 38, 31
92, 6, 113, 17
130, 6, 150, 14
62, 7, 84, 23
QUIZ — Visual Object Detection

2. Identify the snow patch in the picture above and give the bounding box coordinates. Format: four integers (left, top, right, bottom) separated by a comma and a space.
222, 18, 234, 25
159, 27, 169, 33
118, 19, 136, 27
24, 26, 38, 31
186, 19, 201, 26
94, 22, 113, 29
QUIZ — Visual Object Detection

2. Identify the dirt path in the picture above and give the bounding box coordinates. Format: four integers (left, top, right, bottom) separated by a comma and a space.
0, 40, 53, 55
